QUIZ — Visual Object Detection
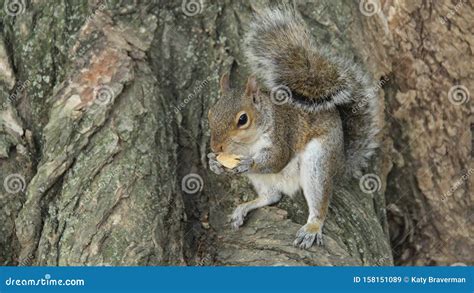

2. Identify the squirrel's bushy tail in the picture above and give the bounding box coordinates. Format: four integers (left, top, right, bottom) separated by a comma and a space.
244, 8, 382, 177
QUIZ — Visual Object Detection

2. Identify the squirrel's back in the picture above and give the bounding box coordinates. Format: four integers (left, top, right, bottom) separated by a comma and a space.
244, 8, 382, 177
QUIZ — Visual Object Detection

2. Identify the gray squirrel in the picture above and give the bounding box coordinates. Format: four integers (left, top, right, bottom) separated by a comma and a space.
207, 8, 381, 249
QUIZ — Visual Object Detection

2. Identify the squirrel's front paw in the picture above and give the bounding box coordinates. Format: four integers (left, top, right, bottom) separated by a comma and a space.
230, 204, 248, 230
207, 153, 226, 175
293, 222, 323, 249
230, 157, 254, 174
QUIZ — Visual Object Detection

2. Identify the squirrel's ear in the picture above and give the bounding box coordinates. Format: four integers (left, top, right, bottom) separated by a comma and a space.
219, 73, 230, 95
245, 76, 260, 104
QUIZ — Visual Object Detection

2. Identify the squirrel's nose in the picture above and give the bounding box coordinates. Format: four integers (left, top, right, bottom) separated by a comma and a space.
210, 138, 222, 152
211, 142, 224, 153
210, 135, 224, 153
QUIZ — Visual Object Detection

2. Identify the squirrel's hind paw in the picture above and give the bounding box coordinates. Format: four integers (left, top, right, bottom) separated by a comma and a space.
230, 204, 248, 230
293, 222, 324, 249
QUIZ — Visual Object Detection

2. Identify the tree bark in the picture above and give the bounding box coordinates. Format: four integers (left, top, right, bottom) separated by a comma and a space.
0, 0, 470, 266
380, 0, 473, 265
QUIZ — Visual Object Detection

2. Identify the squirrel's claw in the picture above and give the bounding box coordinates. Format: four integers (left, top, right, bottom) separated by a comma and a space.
231, 157, 254, 174
230, 204, 248, 229
208, 153, 226, 175
293, 222, 323, 249
207, 153, 253, 175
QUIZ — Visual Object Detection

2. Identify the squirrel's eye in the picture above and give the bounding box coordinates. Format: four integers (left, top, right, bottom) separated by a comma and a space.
237, 113, 248, 127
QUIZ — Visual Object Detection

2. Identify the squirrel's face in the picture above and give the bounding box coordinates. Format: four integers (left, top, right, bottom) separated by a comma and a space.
208, 75, 268, 156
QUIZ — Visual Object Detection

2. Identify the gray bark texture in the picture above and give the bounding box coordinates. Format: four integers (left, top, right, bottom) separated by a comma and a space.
0, 0, 471, 266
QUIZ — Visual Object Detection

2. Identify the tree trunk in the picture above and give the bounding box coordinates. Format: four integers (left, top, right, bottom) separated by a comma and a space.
380, 0, 473, 265
0, 0, 470, 266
